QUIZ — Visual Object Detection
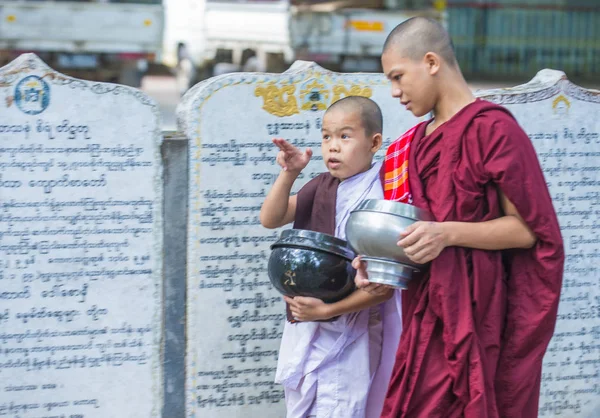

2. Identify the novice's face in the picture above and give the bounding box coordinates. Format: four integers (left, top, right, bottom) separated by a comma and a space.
382, 50, 438, 117
321, 109, 380, 181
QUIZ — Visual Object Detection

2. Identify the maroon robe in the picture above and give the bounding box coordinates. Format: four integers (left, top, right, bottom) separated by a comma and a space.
285, 172, 340, 322
293, 172, 339, 234
381, 99, 564, 418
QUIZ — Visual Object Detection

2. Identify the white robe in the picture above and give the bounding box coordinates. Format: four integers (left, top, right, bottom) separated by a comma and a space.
275, 162, 402, 418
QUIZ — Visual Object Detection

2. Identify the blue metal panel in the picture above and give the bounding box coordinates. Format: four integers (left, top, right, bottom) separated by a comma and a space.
448, 3, 600, 78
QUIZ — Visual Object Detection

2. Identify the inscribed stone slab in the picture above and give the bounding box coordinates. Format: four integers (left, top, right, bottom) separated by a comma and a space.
0, 54, 163, 417
179, 61, 423, 417
181, 62, 600, 418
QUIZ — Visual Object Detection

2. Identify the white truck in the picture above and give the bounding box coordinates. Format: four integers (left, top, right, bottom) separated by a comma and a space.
0, 0, 165, 87
166, 0, 445, 83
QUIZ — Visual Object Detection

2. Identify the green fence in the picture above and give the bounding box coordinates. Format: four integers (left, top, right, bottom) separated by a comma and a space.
447, 2, 600, 79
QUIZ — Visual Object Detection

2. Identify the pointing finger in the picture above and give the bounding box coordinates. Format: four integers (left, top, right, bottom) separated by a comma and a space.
276, 139, 299, 153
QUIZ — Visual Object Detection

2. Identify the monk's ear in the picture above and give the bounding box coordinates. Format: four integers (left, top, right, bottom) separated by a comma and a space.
423, 52, 441, 75
370, 133, 383, 153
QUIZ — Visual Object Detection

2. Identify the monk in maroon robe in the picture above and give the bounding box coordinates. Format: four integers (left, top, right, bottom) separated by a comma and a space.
354, 18, 564, 418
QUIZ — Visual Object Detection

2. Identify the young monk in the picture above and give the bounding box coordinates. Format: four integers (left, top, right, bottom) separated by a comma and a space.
260, 96, 402, 418
354, 17, 565, 418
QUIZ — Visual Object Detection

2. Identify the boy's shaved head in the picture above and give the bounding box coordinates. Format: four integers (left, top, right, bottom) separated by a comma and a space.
325, 96, 383, 136
383, 17, 457, 66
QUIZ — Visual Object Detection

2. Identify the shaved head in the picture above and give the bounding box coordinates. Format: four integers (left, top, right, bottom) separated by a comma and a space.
383, 17, 457, 66
325, 96, 383, 136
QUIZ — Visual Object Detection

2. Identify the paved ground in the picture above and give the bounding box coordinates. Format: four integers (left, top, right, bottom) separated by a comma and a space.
141, 76, 181, 131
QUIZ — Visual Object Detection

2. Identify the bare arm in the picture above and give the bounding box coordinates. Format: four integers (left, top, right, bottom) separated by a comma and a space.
442, 190, 536, 250
324, 288, 394, 317
285, 287, 394, 322
259, 138, 312, 229
357, 193, 537, 293
259, 171, 298, 229
398, 190, 537, 265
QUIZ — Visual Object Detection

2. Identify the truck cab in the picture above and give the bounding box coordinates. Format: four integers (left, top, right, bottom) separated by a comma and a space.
0, 0, 165, 86
199, 0, 444, 74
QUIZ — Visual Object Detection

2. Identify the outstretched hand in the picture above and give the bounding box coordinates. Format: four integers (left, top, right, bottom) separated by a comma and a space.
273, 138, 312, 174
398, 221, 447, 264
352, 257, 393, 296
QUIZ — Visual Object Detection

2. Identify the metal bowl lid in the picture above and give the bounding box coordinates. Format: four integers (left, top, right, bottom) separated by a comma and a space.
270, 229, 355, 261
352, 199, 433, 221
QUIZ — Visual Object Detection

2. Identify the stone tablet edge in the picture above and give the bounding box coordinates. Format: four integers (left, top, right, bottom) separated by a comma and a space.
179, 61, 395, 416
0, 52, 165, 417
475, 69, 600, 105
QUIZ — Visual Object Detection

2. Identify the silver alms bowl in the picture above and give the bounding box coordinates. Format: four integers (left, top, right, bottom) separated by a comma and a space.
345, 199, 433, 288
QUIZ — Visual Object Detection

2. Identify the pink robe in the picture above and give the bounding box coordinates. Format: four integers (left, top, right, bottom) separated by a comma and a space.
275, 162, 402, 418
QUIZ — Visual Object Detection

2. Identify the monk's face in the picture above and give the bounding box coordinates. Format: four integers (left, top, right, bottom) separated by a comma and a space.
382, 49, 438, 117
321, 109, 381, 181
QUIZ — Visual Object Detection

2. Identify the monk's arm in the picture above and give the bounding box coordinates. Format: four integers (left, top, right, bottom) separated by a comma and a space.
286, 288, 394, 321
326, 288, 393, 318
259, 171, 298, 228
442, 190, 537, 250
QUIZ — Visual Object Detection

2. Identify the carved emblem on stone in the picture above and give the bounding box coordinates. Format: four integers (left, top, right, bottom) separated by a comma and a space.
254, 82, 300, 117
300, 79, 329, 112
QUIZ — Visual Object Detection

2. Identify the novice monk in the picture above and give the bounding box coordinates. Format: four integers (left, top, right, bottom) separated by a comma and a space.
354, 18, 565, 418
260, 96, 402, 418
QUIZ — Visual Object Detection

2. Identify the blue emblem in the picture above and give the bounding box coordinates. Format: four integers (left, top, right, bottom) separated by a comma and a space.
15, 75, 50, 115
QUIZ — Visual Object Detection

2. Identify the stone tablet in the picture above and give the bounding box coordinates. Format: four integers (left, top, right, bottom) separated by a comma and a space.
0, 54, 163, 417
178, 61, 424, 417
478, 70, 600, 417
182, 64, 599, 417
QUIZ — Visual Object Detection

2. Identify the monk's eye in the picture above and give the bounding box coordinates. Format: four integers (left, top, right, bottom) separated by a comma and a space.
322, 135, 330, 141
394, 75, 402, 81
341, 134, 349, 140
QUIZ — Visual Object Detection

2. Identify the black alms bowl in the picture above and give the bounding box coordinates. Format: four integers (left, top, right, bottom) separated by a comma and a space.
268, 229, 356, 303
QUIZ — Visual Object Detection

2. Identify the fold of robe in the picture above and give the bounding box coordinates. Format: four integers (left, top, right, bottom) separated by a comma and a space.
381, 99, 564, 418
276, 162, 402, 418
